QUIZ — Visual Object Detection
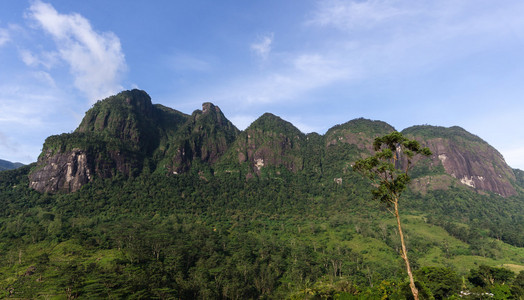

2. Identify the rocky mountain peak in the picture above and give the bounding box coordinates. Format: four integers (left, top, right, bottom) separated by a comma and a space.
403, 125, 517, 197
27, 90, 520, 197
202, 102, 218, 114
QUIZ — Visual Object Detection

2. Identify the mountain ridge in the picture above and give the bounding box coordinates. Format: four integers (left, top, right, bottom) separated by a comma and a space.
28, 89, 520, 197
0, 159, 24, 171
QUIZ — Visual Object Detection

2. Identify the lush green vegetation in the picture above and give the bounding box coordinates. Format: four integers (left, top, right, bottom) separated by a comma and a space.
1, 163, 524, 299
0, 159, 24, 171
326, 118, 394, 138
3, 90, 524, 298
402, 125, 486, 145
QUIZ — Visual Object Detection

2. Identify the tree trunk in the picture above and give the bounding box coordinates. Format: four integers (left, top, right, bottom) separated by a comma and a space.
394, 198, 419, 300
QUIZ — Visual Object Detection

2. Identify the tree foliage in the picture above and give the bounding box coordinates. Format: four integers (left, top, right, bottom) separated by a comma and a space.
354, 131, 432, 300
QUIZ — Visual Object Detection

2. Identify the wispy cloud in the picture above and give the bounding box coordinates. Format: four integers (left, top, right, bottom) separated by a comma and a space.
251, 33, 274, 60
215, 52, 350, 106
0, 81, 78, 163
26, 0, 127, 102
0, 27, 9, 46
19, 49, 59, 69
301, 0, 524, 84
309, 0, 412, 30
32, 70, 56, 87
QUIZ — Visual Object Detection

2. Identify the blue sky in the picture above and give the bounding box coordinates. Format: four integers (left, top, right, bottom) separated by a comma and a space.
1, 0, 524, 169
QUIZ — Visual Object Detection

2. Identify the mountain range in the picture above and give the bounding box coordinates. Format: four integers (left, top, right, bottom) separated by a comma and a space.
28, 89, 522, 198
3, 89, 524, 298
0, 159, 24, 171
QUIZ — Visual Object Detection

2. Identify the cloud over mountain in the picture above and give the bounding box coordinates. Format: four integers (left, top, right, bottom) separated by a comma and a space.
27, 0, 127, 102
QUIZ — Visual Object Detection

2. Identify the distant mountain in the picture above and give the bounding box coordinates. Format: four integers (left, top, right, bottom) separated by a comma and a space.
28, 89, 521, 198
0, 159, 24, 171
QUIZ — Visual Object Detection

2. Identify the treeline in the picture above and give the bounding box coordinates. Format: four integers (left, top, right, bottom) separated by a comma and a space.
1, 165, 524, 298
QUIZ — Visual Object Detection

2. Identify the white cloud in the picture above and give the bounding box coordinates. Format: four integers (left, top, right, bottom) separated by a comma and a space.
309, 0, 412, 30
20, 49, 38, 66
217, 52, 350, 105
27, 0, 126, 102
32, 71, 56, 87
251, 33, 274, 60
0, 87, 56, 126
0, 81, 78, 164
302, 0, 524, 84
20, 49, 59, 69
0, 27, 9, 46
204, 1, 524, 116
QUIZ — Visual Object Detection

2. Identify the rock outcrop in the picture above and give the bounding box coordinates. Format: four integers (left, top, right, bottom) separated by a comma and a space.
403, 126, 517, 197
27, 89, 520, 197
29, 90, 167, 193
166, 102, 239, 174
29, 148, 91, 193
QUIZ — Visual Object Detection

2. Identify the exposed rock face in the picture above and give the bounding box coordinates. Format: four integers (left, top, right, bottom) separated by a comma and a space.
28, 90, 164, 193
168, 102, 239, 174
27, 90, 520, 197
240, 130, 304, 174
404, 126, 517, 197
29, 149, 91, 193
28, 92, 240, 192
29, 147, 140, 193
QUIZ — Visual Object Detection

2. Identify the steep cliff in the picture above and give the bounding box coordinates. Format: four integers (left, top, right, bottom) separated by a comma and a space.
28, 91, 238, 192
28, 90, 520, 197
29, 90, 176, 193
76, 89, 159, 154
163, 102, 240, 175
403, 125, 517, 197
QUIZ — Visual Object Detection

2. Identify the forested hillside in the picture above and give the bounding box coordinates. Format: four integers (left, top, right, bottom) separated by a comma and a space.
0, 159, 23, 171
1, 90, 524, 299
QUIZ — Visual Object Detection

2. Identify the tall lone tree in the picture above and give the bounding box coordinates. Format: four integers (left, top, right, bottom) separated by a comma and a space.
353, 131, 431, 300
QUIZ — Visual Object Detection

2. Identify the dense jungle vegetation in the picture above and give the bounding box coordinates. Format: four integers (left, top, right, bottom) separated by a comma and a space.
1, 163, 524, 299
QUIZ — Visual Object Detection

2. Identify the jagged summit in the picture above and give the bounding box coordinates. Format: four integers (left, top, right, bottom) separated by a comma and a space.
28, 90, 520, 197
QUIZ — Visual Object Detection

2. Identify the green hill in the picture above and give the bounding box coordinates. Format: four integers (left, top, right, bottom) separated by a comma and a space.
1, 90, 523, 299
0, 159, 24, 171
